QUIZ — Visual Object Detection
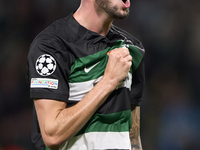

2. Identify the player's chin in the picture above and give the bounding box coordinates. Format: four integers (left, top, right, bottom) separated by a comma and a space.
117, 9, 130, 19
123, 9, 130, 17
109, 8, 130, 19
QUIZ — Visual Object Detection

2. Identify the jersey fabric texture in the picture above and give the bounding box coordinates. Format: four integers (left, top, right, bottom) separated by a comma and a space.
27, 12, 145, 150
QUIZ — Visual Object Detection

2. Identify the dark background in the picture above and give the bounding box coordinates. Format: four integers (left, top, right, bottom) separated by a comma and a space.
0, 0, 200, 150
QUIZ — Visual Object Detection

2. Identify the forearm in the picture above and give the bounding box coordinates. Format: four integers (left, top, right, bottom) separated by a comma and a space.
130, 106, 142, 150
55, 78, 114, 139
36, 77, 116, 149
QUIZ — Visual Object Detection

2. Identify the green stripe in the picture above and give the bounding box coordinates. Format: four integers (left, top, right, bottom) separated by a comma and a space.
69, 45, 109, 83
46, 147, 50, 150
69, 40, 143, 83
76, 110, 132, 136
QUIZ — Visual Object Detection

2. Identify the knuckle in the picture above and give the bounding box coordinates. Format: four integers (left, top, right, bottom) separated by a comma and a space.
114, 54, 121, 59
129, 55, 132, 60
121, 58, 126, 63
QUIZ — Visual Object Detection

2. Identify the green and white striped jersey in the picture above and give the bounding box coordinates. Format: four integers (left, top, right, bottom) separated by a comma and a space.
27, 12, 145, 150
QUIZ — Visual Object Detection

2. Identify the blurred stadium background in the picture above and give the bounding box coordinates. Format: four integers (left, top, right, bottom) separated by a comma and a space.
0, 0, 200, 149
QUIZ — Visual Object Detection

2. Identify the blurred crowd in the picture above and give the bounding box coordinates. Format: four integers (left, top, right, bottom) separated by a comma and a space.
0, 0, 199, 150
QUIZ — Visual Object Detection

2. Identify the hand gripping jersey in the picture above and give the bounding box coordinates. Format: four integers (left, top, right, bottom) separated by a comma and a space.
27, 13, 145, 150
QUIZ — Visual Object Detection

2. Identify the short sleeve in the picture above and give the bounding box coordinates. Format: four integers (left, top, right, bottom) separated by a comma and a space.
27, 35, 73, 102
130, 56, 145, 106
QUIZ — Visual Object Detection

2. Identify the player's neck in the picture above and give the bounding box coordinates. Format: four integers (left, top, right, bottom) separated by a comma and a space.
73, 2, 113, 37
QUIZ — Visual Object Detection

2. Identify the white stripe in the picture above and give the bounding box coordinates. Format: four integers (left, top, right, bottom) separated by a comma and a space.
60, 132, 131, 150
132, 45, 145, 52
117, 73, 132, 91
69, 76, 102, 101
69, 73, 132, 101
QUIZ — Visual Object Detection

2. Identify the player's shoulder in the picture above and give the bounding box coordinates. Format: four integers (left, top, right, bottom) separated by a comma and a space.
31, 13, 75, 46
111, 25, 144, 50
43, 13, 73, 34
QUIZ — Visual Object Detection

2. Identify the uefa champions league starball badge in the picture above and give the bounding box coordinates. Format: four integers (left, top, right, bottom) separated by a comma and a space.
35, 54, 56, 76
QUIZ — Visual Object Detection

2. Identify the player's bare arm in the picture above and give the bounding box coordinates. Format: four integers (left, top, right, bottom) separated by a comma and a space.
34, 47, 132, 150
130, 106, 143, 150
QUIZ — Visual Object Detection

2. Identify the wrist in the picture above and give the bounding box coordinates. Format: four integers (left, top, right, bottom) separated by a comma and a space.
98, 76, 119, 92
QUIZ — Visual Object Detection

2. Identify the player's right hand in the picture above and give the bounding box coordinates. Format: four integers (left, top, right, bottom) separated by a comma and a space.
103, 47, 132, 89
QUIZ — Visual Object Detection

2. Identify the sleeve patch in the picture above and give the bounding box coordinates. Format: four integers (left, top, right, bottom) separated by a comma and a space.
35, 54, 56, 76
31, 78, 58, 89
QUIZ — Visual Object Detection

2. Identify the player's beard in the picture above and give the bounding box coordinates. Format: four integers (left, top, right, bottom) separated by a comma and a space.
95, 0, 130, 19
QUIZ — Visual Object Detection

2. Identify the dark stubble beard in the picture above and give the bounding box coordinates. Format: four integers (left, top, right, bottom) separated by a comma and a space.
95, 0, 130, 19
